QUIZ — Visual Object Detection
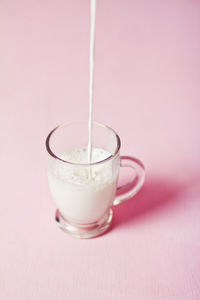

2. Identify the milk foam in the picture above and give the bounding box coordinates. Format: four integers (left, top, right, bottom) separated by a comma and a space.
54, 148, 113, 186
60, 147, 110, 164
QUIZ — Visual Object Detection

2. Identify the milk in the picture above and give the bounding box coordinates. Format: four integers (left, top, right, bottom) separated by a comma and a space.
48, 1, 118, 225
48, 148, 119, 224
88, 0, 96, 163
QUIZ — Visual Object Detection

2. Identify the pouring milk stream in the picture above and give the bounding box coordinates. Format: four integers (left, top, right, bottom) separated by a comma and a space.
88, 0, 96, 163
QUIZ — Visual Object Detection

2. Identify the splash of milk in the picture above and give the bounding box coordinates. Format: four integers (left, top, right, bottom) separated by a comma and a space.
88, 0, 96, 163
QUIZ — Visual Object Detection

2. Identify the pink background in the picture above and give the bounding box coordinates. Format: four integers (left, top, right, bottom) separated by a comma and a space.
0, 0, 200, 299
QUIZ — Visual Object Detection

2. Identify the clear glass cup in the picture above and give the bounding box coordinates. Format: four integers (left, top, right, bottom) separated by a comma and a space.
46, 121, 145, 238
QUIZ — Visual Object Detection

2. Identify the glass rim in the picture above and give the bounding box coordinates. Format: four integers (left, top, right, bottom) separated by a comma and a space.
45, 121, 121, 166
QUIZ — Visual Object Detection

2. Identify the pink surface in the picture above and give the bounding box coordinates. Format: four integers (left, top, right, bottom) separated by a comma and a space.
0, 0, 200, 299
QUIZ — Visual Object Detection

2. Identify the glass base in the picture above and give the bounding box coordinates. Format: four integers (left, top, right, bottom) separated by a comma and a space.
55, 209, 113, 239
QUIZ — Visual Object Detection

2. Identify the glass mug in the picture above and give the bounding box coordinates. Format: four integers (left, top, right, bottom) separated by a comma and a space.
46, 121, 145, 238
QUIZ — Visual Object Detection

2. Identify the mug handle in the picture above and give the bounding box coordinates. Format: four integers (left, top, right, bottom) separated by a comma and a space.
113, 156, 145, 206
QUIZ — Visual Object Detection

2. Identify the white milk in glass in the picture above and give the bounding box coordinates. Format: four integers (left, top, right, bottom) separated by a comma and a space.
48, 148, 119, 223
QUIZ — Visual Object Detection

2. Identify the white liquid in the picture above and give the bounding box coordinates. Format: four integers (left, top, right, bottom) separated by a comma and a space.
47, 2, 118, 224
48, 148, 119, 224
88, 0, 96, 163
